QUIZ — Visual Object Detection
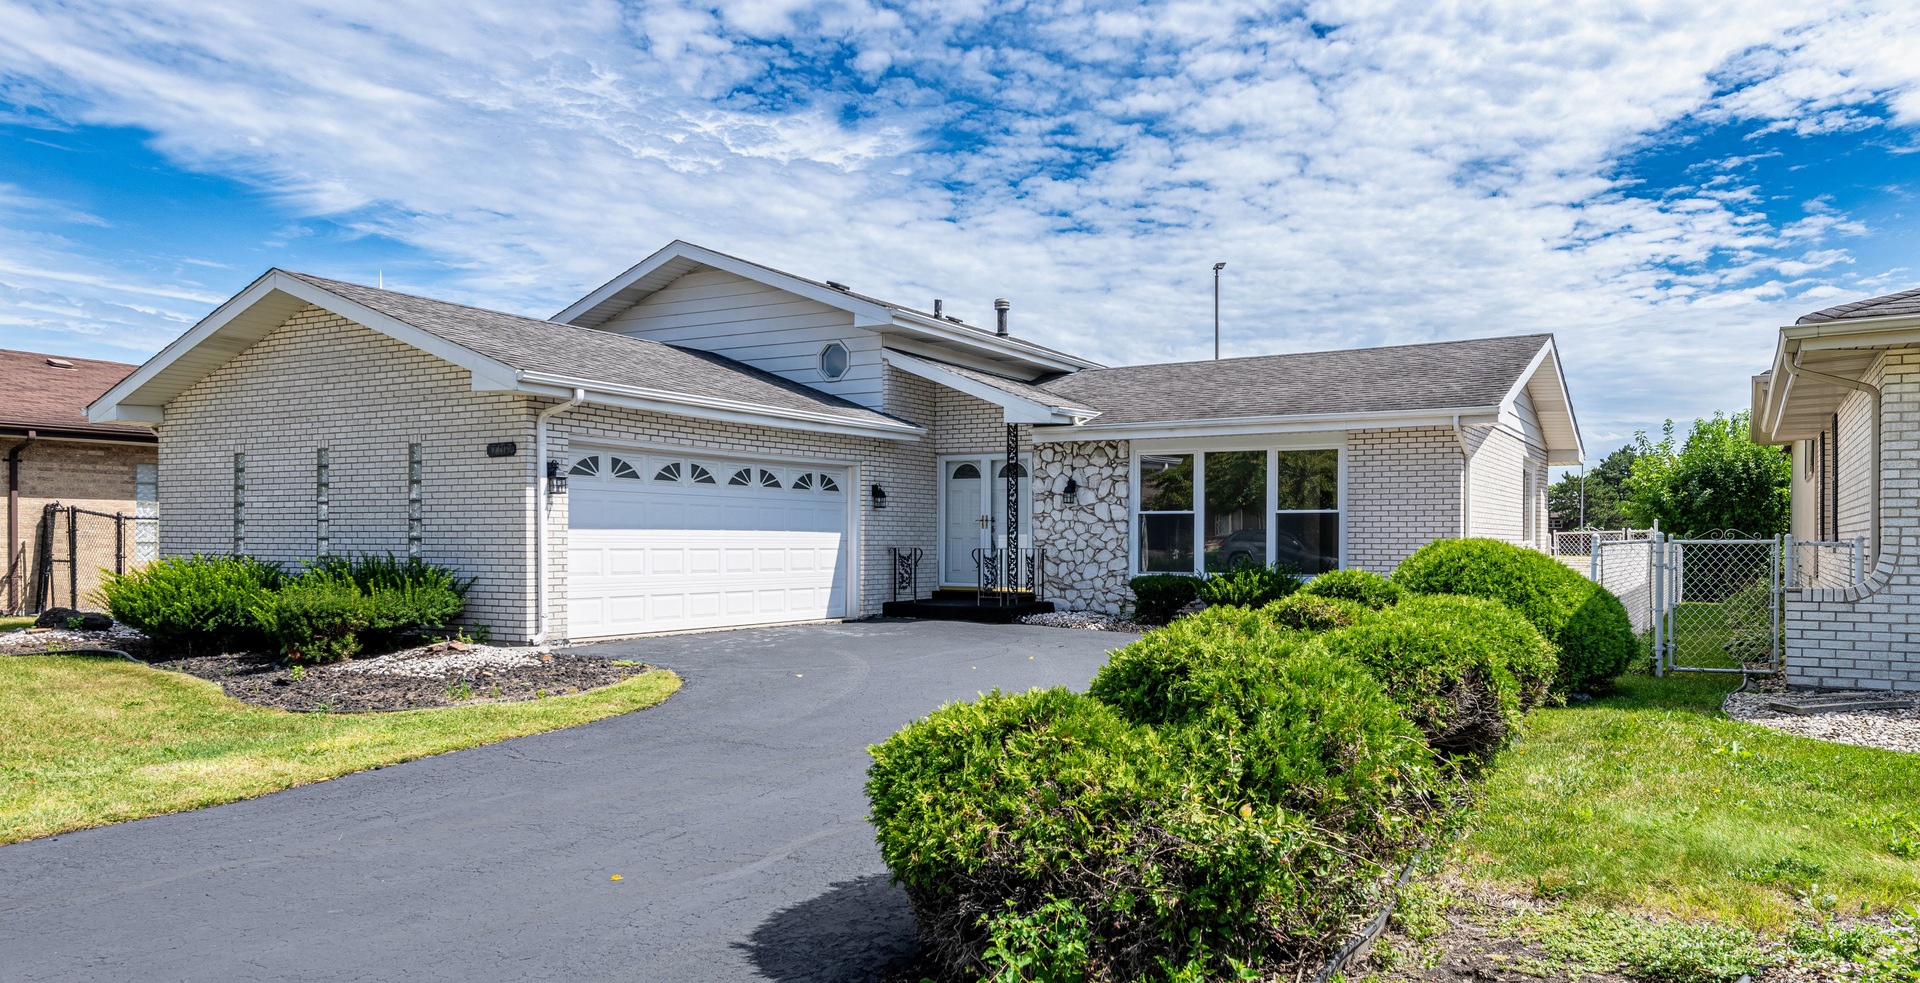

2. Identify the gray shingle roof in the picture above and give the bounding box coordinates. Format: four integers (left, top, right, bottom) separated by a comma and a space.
287, 272, 909, 428
894, 352, 1098, 415
1797, 287, 1920, 324
1039, 334, 1551, 427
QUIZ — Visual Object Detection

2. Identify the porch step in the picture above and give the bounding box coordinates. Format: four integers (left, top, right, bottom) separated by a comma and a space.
881, 594, 1056, 624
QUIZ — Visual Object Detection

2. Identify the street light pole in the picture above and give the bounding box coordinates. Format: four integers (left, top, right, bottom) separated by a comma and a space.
1213, 262, 1226, 359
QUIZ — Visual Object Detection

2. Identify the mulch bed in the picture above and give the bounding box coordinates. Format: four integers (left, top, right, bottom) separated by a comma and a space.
3, 627, 653, 713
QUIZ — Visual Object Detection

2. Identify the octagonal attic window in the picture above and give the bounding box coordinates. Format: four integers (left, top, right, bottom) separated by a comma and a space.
818, 342, 851, 381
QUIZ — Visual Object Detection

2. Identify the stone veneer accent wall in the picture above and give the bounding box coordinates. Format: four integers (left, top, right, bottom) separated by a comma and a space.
1033, 440, 1132, 615
1784, 353, 1920, 692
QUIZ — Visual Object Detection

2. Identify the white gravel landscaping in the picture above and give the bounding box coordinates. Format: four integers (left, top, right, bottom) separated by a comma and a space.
0, 623, 149, 655
328, 641, 555, 679
1723, 690, 1920, 755
1017, 611, 1148, 633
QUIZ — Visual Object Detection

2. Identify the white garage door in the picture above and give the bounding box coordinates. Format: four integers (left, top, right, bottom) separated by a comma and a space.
566, 450, 851, 639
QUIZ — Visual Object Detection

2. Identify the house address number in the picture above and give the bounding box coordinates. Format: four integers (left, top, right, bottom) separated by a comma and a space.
486, 441, 518, 458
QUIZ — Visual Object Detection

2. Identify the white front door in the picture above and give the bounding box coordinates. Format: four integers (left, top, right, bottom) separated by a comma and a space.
940, 455, 1032, 586
944, 461, 984, 584
567, 450, 851, 639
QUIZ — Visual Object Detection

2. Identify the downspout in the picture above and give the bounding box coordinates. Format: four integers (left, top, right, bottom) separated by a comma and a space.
1785, 351, 1881, 568
6, 432, 35, 614
1451, 414, 1471, 538
532, 389, 587, 645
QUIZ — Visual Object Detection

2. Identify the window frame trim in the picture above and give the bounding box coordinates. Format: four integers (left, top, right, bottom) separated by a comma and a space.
1128, 434, 1347, 578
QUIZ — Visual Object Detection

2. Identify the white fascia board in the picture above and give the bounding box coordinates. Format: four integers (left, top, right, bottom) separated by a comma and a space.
87, 270, 522, 423
885, 312, 1102, 372
1034, 407, 1503, 443
517, 374, 926, 442
881, 350, 1093, 425
1496, 338, 1585, 463
553, 240, 898, 328
91, 404, 165, 424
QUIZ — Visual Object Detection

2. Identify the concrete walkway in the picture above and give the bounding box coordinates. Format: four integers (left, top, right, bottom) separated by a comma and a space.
0, 620, 1131, 983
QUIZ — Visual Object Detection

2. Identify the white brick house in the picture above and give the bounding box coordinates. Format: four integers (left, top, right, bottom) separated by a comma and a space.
1753, 287, 1920, 692
90, 241, 1582, 642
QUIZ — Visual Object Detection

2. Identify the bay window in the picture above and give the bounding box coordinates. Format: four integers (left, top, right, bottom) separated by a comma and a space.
1134, 445, 1341, 577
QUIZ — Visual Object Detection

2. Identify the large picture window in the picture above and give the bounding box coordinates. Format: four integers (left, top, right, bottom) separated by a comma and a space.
1137, 453, 1194, 572
1133, 446, 1341, 577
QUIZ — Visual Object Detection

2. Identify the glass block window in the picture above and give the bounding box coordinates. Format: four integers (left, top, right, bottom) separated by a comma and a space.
134, 462, 159, 563
407, 442, 423, 558
315, 448, 331, 556
232, 451, 246, 555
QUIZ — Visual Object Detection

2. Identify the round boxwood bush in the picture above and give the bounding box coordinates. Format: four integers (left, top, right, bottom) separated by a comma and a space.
1087, 604, 1304, 726
1261, 594, 1370, 633
1298, 568, 1402, 609
99, 554, 284, 654
1309, 594, 1555, 761
1393, 538, 1636, 692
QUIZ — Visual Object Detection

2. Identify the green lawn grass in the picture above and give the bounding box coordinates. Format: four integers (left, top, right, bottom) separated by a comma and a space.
0, 615, 35, 632
1459, 669, 1920, 929
0, 654, 680, 845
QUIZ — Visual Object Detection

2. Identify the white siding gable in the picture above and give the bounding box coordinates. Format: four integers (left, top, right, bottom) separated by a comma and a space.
596, 266, 883, 410
1501, 387, 1547, 451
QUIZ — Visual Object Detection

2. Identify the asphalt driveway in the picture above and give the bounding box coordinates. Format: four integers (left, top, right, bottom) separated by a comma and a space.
0, 620, 1133, 983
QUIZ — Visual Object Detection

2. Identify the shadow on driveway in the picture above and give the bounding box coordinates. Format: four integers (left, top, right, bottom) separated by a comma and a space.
737, 873, 919, 982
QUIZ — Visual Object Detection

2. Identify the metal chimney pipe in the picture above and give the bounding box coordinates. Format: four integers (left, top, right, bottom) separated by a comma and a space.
993, 298, 1010, 336
933, 299, 943, 318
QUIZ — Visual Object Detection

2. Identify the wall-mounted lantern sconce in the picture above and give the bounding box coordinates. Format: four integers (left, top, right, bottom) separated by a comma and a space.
871, 484, 888, 509
546, 459, 568, 495
1061, 476, 1079, 500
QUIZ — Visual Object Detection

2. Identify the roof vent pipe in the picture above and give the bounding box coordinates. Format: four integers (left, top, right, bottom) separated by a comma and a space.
994, 298, 1010, 337
933, 299, 943, 318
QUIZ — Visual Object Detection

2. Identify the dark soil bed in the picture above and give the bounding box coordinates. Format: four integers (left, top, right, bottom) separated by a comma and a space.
143, 646, 653, 714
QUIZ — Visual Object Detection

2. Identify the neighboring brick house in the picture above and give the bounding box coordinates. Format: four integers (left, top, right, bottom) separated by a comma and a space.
90, 241, 1581, 641
3, 349, 159, 615
1752, 287, 1920, 692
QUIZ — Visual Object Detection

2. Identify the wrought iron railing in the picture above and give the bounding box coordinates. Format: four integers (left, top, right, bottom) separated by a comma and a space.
973, 547, 1046, 605
888, 547, 924, 602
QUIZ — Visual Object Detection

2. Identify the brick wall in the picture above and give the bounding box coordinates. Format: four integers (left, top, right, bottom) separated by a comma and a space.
1468, 426, 1527, 545
3, 437, 156, 614
1345, 427, 1464, 572
159, 307, 538, 639
1783, 352, 1920, 692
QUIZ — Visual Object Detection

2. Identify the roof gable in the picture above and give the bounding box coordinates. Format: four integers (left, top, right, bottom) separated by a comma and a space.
552, 240, 1099, 375
88, 270, 923, 440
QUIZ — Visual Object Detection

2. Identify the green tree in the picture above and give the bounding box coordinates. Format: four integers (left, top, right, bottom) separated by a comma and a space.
1548, 445, 1639, 530
1622, 410, 1789, 537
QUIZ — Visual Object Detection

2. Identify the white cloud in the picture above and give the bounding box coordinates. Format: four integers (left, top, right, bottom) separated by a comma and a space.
0, 0, 1917, 452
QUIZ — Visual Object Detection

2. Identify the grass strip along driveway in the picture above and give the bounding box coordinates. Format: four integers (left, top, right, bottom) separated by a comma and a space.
1, 653, 679, 845
1462, 670, 1920, 929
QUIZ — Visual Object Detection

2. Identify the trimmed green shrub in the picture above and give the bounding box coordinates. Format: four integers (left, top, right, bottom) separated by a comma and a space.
1195, 564, 1301, 608
872, 666, 1449, 979
1129, 574, 1201, 625
1309, 594, 1555, 760
304, 552, 474, 598
254, 577, 368, 664
98, 555, 284, 654
1088, 604, 1304, 726
1261, 594, 1370, 633
1298, 568, 1401, 609
1393, 538, 1637, 692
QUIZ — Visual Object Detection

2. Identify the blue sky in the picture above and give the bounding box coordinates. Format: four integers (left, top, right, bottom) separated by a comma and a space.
3, 1, 1919, 465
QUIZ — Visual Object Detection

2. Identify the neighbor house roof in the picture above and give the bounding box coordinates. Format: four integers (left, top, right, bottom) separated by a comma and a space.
0, 349, 154, 442
1797, 287, 1920, 324
90, 270, 924, 440
552, 240, 1101, 377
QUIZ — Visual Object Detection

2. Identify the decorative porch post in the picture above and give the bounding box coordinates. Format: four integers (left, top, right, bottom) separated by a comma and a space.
1006, 423, 1019, 591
